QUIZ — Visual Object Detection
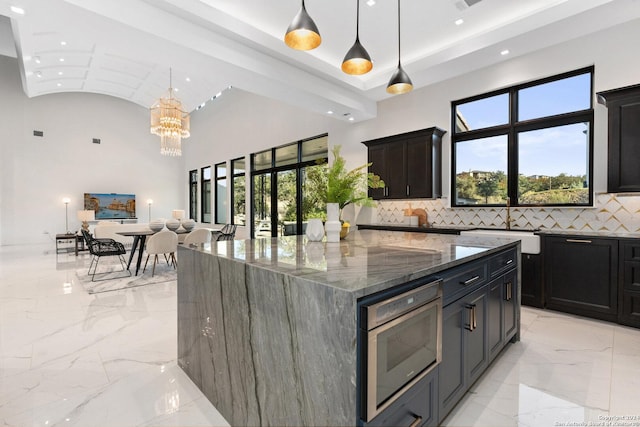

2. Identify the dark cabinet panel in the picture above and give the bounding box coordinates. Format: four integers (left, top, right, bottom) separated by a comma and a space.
544, 236, 618, 322
363, 127, 445, 200
488, 268, 518, 361
619, 240, 640, 328
503, 269, 518, 341
521, 254, 543, 308
597, 84, 640, 193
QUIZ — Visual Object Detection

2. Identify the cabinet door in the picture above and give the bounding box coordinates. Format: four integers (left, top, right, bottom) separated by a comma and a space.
488, 277, 504, 361
465, 286, 489, 386
406, 135, 440, 198
368, 145, 387, 200
619, 241, 640, 327
544, 236, 618, 322
608, 100, 640, 192
598, 85, 640, 192
521, 254, 543, 308
438, 301, 465, 421
503, 269, 518, 341
385, 143, 406, 199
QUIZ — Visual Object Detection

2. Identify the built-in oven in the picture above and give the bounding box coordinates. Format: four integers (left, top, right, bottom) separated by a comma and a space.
359, 276, 442, 423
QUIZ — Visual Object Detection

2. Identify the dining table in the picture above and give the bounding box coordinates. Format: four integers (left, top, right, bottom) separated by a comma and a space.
117, 229, 186, 276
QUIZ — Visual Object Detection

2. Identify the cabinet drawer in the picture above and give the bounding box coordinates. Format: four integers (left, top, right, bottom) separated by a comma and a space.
489, 247, 517, 278
366, 368, 438, 427
442, 261, 488, 305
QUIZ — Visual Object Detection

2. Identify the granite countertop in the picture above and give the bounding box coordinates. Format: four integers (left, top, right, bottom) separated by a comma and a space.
192, 229, 520, 297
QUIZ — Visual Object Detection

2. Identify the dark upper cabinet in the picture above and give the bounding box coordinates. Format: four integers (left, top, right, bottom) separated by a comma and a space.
363, 127, 445, 200
597, 84, 640, 193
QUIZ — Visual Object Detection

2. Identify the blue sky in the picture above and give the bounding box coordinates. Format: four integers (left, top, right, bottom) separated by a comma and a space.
456, 73, 590, 177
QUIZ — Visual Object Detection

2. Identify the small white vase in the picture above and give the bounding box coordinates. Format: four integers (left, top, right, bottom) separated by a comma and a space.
306, 218, 325, 241
325, 203, 341, 243
166, 218, 180, 231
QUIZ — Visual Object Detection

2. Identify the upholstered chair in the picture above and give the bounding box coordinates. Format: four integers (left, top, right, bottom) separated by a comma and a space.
143, 230, 178, 276
183, 228, 212, 246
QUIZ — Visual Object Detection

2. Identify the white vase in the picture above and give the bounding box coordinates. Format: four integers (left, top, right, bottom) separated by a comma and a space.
306, 218, 325, 241
181, 218, 196, 231
166, 218, 180, 231
325, 203, 341, 243
149, 219, 165, 232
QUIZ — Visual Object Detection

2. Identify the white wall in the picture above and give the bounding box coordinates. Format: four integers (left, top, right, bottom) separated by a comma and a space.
0, 56, 184, 245
184, 18, 640, 228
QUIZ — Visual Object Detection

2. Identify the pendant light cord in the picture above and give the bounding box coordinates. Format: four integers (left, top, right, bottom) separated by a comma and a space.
397, 0, 401, 67
356, 0, 360, 42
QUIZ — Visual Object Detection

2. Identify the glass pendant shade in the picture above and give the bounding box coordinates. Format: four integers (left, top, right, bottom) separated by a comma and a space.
386, 65, 413, 94
342, 0, 372, 75
284, 0, 321, 50
150, 70, 190, 157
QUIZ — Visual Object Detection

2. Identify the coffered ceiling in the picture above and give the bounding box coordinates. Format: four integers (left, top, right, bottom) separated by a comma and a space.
1, 0, 639, 122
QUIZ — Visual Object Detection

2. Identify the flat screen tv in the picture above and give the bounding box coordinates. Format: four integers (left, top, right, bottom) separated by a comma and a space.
84, 193, 136, 220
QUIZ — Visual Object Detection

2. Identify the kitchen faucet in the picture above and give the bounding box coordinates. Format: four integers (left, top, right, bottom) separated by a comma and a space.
506, 197, 512, 230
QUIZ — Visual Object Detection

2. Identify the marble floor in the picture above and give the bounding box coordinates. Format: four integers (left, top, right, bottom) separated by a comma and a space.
1, 243, 639, 427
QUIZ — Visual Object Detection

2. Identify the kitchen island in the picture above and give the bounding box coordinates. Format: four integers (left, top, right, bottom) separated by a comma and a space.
177, 230, 520, 426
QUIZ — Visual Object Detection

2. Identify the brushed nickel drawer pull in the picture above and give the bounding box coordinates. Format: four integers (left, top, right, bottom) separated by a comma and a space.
566, 239, 592, 244
461, 275, 481, 286
506, 259, 513, 265
465, 304, 475, 331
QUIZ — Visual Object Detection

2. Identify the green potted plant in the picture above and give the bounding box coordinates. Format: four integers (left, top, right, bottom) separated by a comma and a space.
322, 145, 384, 241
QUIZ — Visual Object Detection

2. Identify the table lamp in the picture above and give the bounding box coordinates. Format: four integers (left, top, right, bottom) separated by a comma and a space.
77, 210, 95, 232
62, 197, 70, 234
172, 209, 185, 220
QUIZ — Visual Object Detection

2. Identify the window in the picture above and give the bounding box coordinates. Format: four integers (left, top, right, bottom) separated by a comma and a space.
201, 166, 211, 223
231, 158, 246, 226
215, 162, 227, 224
452, 67, 593, 207
189, 169, 198, 221
251, 135, 328, 238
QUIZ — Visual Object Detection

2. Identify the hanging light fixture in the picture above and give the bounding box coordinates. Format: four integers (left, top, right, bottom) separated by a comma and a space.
284, 0, 321, 50
342, 0, 372, 75
387, 0, 413, 95
150, 68, 190, 156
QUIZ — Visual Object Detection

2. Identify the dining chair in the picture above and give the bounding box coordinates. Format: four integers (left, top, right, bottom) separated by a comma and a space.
143, 230, 178, 276
81, 229, 131, 281
183, 228, 212, 246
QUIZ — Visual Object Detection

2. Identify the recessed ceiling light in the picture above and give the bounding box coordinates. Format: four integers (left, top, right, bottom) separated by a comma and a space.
60, 41, 67, 46
10, 6, 25, 15
34, 56, 41, 64
59, 58, 65, 62
366, 0, 375, 6
185, 77, 191, 82
327, 110, 334, 115
58, 71, 63, 76
57, 83, 62, 87
348, 117, 355, 121
35, 71, 42, 78
174, 87, 179, 92
455, 18, 464, 26
501, 49, 510, 56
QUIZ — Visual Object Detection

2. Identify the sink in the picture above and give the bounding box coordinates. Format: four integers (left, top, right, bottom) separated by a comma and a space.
459, 229, 540, 254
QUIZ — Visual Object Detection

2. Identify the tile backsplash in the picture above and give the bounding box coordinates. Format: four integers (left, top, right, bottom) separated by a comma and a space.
377, 194, 640, 233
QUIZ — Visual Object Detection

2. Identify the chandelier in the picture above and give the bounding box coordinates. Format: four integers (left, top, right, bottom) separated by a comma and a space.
150, 69, 190, 156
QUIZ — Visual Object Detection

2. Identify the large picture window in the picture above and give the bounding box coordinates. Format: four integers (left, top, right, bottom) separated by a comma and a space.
452, 67, 593, 207
251, 135, 328, 238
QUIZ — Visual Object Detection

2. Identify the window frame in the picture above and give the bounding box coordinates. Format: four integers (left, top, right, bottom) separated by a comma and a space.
214, 161, 227, 224
451, 66, 594, 208
189, 169, 198, 221
231, 157, 246, 226
201, 166, 211, 223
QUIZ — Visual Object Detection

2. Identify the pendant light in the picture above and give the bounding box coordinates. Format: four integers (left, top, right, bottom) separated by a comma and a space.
284, 0, 321, 51
341, 0, 372, 75
387, 0, 413, 95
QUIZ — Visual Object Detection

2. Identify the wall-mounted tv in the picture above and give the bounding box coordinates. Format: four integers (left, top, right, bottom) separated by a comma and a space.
84, 193, 136, 220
